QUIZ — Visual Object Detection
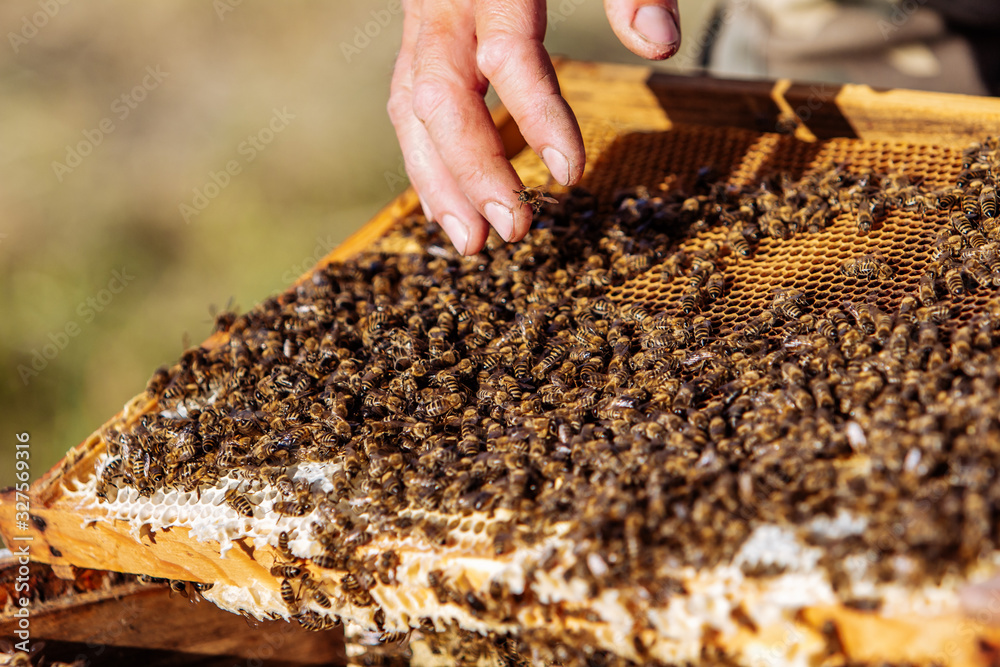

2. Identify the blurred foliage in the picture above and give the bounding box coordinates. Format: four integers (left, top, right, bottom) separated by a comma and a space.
0, 1, 703, 489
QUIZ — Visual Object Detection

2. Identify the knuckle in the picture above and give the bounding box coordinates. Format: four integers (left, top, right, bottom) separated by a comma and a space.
386, 92, 409, 127
410, 76, 450, 124
475, 36, 513, 80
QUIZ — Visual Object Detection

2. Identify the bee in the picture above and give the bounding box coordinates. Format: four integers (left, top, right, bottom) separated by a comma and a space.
842, 301, 875, 334
839, 257, 860, 276
515, 186, 558, 213
919, 304, 952, 322
951, 326, 973, 361
277, 530, 293, 557
374, 550, 400, 586
969, 229, 989, 248
728, 228, 750, 256
271, 564, 302, 579
280, 578, 298, 608
659, 251, 687, 279
534, 342, 570, 377
981, 184, 998, 218
871, 305, 892, 343
379, 630, 411, 645
311, 554, 338, 570
816, 318, 837, 339
224, 488, 255, 518
680, 195, 703, 220
146, 366, 171, 395
772, 288, 807, 319
621, 253, 651, 274
423, 392, 462, 417
267, 469, 295, 496
740, 311, 775, 340
937, 187, 963, 210
950, 212, 976, 238
705, 272, 725, 301
963, 180, 984, 219
672, 383, 695, 414
691, 317, 712, 346
681, 287, 702, 314
855, 196, 873, 234
965, 259, 993, 289
888, 322, 911, 358
918, 273, 938, 306
957, 163, 987, 187
295, 610, 336, 631
299, 576, 332, 609
897, 294, 919, 321
945, 268, 965, 296
780, 362, 805, 386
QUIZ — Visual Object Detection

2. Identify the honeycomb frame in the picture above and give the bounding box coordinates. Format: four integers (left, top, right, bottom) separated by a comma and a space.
7, 61, 1000, 666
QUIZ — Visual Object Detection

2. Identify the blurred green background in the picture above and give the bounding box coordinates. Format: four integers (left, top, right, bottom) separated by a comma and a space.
0, 1, 712, 489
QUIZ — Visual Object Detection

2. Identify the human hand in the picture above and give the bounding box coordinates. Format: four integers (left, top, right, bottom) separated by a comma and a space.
388, 0, 681, 255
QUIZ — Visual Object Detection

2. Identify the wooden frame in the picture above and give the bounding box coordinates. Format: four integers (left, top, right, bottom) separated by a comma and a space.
5, 58, 1000, 665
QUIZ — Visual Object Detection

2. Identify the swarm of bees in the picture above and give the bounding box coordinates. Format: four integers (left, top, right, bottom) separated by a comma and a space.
94, 135, 1000, 660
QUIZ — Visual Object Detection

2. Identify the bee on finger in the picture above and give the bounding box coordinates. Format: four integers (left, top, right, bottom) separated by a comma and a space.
515, 186, 558, 213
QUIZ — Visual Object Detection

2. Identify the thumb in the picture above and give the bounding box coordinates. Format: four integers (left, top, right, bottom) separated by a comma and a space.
604, 0, 681, 61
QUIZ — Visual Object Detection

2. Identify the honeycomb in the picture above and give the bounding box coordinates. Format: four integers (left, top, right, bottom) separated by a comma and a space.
69, 118, 1000, 665
577, 123, 974, 331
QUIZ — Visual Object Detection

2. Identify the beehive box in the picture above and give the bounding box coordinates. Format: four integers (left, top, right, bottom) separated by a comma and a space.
6, 60, 1000, 666
0, 553, 344, 665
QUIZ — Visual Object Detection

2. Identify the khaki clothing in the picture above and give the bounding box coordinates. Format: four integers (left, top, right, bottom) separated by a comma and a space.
706, 0, 996, 96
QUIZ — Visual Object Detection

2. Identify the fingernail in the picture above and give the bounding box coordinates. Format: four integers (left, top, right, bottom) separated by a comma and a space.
484, 202, 514, 241
632, 5, 679, 48
419, 196, 433, 222
440, 214, 470, 254
542, 147, 570, 186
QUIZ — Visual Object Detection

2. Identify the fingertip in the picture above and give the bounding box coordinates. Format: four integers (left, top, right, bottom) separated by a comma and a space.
464, 218, 491, 255
542, 147, 571, 187
440, 214, 471, 255
633, 4, 680, 54
509, 205, 535, 243
419, 195, 434, 222
484, 201, 515, 242
542, 143, 586, 186
606, 1, 681, 61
